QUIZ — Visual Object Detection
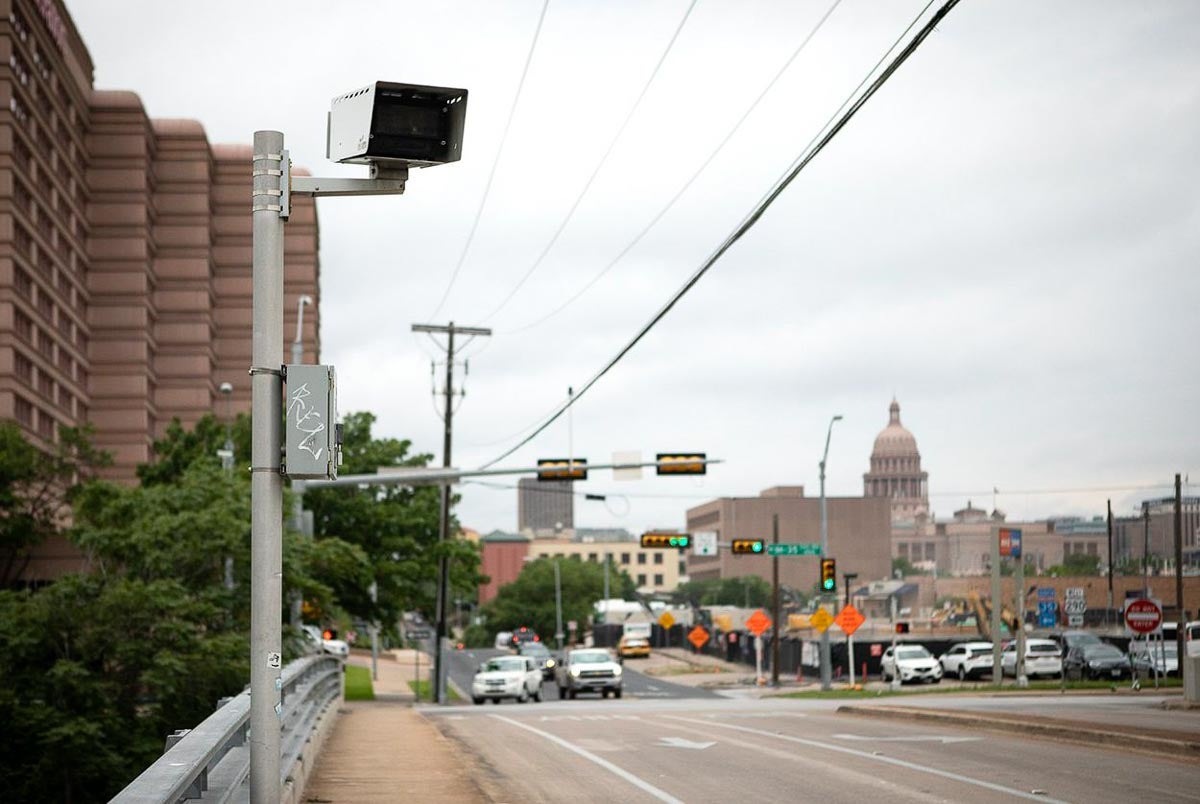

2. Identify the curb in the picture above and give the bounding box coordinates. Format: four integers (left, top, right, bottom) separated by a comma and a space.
836, 704, 1200, 759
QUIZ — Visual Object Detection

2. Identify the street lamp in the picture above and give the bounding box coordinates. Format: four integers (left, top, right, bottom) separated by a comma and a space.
818, 413, 842, 691
218, 382, 234, 472
291, 294, 313, 366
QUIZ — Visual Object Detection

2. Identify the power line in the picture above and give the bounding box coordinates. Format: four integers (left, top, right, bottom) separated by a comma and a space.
426, 0, 551, 321
502, 0, 848, 334
479, 0, 959, 470
477, 0, 701, 325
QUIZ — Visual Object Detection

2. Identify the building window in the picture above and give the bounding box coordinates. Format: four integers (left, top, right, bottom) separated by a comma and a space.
637, 553, 647, 565
14, 267, 32, 298
587, 553, 598, 563
15, 396, 33, 426
678, 560, 686, 575
37, 329, 53, 359
924, 542, 936, 561
898, 543, 909, 558
57, 386, 71, 411
654, 574, 664, 586
653, 553, 663, 565
637, 574, 647, 586
15, 309, 33, 341
37, 409, 53, 439
620, 553, 630, 565
38, 372, 52, 399
15, 352, 33, 383
36, 289, 53, 322
1087, 542, 1098, 556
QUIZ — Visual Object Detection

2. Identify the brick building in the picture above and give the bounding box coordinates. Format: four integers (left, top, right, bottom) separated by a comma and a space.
0, 0, 320, 579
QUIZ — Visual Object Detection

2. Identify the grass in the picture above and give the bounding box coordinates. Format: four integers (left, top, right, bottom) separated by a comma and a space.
344, 664, 375, 701
408, 680, 463, 702
774, 676, 1182, 700
644, 664, 730, 677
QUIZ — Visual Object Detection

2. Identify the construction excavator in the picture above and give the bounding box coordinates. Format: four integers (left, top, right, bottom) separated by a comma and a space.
967, 592, 1019, 640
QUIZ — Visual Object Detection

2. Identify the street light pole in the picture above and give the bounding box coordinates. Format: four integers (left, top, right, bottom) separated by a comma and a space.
818, 413, 843, 691
844, 572, 858, 686
554, 558, 564, 650
249, 130, 285, 804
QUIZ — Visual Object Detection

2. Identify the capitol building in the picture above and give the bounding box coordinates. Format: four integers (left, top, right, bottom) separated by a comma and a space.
863, 400, 1106, 576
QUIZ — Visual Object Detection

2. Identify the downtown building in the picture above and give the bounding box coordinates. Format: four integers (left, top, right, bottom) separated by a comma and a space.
0, 0, 320, 580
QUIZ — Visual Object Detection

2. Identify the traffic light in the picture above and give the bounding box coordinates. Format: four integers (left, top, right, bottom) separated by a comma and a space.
731, 539, 765, 555
820, 558, 836, 592
537, 458, 588, 481
641, 532, 691, 549
656, 453, 707, 475
322, 628, 338, 640
895, 622, 910, 634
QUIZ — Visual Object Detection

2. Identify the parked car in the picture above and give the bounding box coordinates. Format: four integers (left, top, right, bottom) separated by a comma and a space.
509, 626, 541, 650
1063, 643, 1144, 680
1047, 630, 1104, 655
1000, 639, 1063, 679
302, 624, 349, 660
493, 631, 514, 650
518, 641, 558, 680
471, 655, 543, 705
556, 648, 623, 699
881, 644, 942, 684
618, 635, 651, 659
938, 641, 994, 681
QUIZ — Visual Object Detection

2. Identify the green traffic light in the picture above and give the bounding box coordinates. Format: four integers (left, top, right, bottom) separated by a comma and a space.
822, 579, 835, 591
678, 537, 689, 547
752, 542, 763, 553
668, 537, 679, 547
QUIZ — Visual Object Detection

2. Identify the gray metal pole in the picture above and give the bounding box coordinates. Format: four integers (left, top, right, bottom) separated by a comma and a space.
1175, 474, 1185, 665
603, 554, 610, 624
369, 581, 379, 682
555, 559, 564, 650
1015, 546, 1027, 687
771, 513, 780, 687
991, 527, 1002, 684
434, 325, 456, 705
1144, 505, 1150, 598
249, 130, 284, 803
818, 415, 840, 692
1106, 499, 1114, 621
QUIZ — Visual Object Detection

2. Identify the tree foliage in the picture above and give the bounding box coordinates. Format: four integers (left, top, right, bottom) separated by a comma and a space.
671, 575, 776, 608
304, 412, 484, 632
0, 422, 108, 586
473, 557, 635, 645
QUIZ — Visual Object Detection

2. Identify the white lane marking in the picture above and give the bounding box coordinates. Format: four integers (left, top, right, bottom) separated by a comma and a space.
833, 734, 981, 744
664, 716, 1068, 803
703, 712, 807, 720
492, 715, 683, 804
658, 737, 715, 750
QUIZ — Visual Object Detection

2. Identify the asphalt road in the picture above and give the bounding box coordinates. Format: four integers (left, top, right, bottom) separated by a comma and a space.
427, 697, 1200, 803
448, 648, 721, 703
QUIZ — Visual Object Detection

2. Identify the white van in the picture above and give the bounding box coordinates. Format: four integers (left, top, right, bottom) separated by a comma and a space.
494, 631, 514, 650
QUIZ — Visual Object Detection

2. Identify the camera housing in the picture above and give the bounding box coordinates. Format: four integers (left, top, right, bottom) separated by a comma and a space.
327, 81, 467, 168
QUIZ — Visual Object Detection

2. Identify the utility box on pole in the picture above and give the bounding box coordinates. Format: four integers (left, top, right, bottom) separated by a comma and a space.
285, 364, 340, 480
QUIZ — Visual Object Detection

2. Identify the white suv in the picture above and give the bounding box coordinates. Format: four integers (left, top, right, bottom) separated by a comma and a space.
881, 644, 942, 684
939, 641, 994, 681
302, 624, 349, 660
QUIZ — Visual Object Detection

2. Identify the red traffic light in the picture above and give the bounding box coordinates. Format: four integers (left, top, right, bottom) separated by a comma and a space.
894, 622, 910, 634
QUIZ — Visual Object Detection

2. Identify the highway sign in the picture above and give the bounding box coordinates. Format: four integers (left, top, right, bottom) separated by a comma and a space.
658, 611, 676, 630
1065, 587, 1085, 598
406, 629, 431, 640
688, 625, 710, 650
767, 543, 820, 556
745, 609, 772, 637
809, 606, 834, 633
1067, 614, 1084, 627
1124, 598, 1163, 635
1037, 587, 1056, 599
1064, 597, 1087, 615
693, 531, 718, 557
998, 527, 1022, 558
1037, 600, 1058, 628
834, 604, 865, 636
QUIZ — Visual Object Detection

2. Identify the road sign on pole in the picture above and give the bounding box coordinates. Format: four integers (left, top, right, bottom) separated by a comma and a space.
746, 609, 772, 637
693, 531, 718, 556
687, 625, 710, 650
810, 607, 834, 633
1124, 598, 1163, 635
833, 604, 865, 636
658, 611, 676, 630
766, 543, 821, 556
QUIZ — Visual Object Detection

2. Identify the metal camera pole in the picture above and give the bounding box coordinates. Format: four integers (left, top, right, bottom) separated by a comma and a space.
250, 130, 285, 803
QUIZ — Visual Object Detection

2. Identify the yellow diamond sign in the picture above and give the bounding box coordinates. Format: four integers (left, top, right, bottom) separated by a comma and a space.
658, 611, 676, 629
809, 606, 834, 633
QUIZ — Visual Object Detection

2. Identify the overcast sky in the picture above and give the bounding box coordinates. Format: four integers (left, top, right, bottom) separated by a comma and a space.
67, 1, 1198, 536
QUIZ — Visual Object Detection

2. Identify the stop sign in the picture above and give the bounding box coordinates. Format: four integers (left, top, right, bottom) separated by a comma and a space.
1124, 599, 1162, 635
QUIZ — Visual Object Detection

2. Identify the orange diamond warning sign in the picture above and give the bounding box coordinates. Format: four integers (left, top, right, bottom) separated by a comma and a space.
745, 609, 773, 637
688, 625, 710, 650
834, 604, 865, 636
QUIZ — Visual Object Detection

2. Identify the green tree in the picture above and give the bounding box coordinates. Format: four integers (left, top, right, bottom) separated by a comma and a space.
477, 557, 635, 644
303, 412, 485, 632
1045, 552, 1102, 577
0, 422, 108, 586
672, 576, 774, 608
136, 413, 251, 486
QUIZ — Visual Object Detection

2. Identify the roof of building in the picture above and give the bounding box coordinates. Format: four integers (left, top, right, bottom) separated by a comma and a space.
871, 399, 920, 458
481, 530, 530, 543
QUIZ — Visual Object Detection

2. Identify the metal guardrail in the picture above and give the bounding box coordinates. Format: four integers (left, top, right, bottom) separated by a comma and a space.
111, 654, 343, 803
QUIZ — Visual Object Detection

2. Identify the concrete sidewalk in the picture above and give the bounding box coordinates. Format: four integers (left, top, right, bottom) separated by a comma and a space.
344, 648, 431, 702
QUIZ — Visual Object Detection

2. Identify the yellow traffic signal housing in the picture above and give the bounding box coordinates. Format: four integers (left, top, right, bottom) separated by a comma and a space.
537, 458, 588, 481
641, 532, 691, 549
820, 558, 836, 592
656, 453, 706, 475
731, 539, 765, 555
